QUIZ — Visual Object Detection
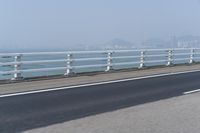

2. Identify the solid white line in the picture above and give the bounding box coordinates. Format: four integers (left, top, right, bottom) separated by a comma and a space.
1, 69, 200, 98
183, 89, 200, 95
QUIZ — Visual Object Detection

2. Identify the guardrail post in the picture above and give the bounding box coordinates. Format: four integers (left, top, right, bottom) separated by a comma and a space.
64, 53, 72, 76
189, 48, 194, 64
166, 50, 173, 66
12, 54, 23, 80
139, 51, 145, 68
105, 52, 113, 71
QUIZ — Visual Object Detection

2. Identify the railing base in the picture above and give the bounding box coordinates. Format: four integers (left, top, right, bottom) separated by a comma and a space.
138, 65, 145, 69
11, 77, 24, 81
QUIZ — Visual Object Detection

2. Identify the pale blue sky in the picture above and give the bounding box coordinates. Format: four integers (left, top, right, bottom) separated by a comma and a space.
0, 0, 200, 51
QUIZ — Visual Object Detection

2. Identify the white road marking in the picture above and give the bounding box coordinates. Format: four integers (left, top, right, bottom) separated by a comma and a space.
183, 89, 200, 95
0, 69, 200, 98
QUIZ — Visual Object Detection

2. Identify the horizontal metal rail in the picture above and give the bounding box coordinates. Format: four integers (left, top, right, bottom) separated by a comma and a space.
0, 48, 200, 80
112, 55, 141, 59
0, 67, 68, 75
113, 62, 140, 66
173, 53, 191, 56
1, 48, 199, 57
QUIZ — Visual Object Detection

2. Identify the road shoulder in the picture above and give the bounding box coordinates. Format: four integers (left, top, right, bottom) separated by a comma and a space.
1, 64, 200, 95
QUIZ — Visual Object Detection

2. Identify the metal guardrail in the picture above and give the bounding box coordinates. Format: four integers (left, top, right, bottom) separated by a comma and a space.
0, 48, 200, 80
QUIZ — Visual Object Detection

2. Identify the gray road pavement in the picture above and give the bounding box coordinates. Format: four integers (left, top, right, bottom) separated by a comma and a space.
24, 92, 200, 133
0, 71, 200, 133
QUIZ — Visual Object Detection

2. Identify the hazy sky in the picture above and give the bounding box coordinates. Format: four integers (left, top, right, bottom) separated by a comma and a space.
0, 0, 200, 51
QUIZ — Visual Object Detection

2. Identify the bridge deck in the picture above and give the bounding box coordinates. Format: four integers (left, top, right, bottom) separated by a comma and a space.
1, 64, 200, 95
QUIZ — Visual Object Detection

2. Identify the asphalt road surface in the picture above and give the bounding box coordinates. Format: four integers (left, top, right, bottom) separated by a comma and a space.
1, 71, 200, 133
25, 91, 200, 133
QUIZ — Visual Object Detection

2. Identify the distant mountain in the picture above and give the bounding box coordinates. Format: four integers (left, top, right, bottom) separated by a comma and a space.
99, 38, 136, 50
141, 38, 169, 48
65, 35, 200, 51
